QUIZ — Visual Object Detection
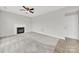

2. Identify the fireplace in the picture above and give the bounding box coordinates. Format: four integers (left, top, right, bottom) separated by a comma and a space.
17, 27, 24, 34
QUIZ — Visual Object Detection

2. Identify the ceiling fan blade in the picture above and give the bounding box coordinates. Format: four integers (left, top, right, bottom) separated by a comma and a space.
22, 6, 27, 9
29, 10, 34, 13
30, 8, 34, 10
22, 6, 29, 11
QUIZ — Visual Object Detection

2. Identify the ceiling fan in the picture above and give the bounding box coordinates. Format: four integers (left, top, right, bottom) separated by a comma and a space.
20, 6, 34, 14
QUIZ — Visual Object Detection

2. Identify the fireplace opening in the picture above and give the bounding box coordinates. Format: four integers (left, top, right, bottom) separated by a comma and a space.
17, 27, 24, 34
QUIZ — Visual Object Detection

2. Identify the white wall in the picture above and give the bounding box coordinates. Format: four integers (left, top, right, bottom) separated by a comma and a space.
78, 16, 79, 38
64, 15, 78, 39
0, 11, 31, 37
0, 7, 78, 39
32, 7, 79, 39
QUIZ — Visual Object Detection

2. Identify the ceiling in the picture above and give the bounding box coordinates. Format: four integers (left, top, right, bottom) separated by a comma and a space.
0, 6, 66, 18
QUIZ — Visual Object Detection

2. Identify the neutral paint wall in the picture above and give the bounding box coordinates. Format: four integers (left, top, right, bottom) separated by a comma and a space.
32, 7, 79, 39
64, 15, 78, 39
0, 11, 31, 37
78, 16, 79, 38
0, 7, 79, 39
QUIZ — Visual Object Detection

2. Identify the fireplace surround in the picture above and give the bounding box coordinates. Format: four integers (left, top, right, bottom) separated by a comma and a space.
17, 27, 24, 34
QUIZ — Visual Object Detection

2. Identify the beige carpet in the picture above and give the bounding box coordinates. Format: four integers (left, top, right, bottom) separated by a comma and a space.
0, 32, 59, 53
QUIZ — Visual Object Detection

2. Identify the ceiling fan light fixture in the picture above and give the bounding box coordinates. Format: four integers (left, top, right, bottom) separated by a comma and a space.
21, 6, 34, 14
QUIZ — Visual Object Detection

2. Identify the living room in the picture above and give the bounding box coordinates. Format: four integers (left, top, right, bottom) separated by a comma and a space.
0, 6, 79, 53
